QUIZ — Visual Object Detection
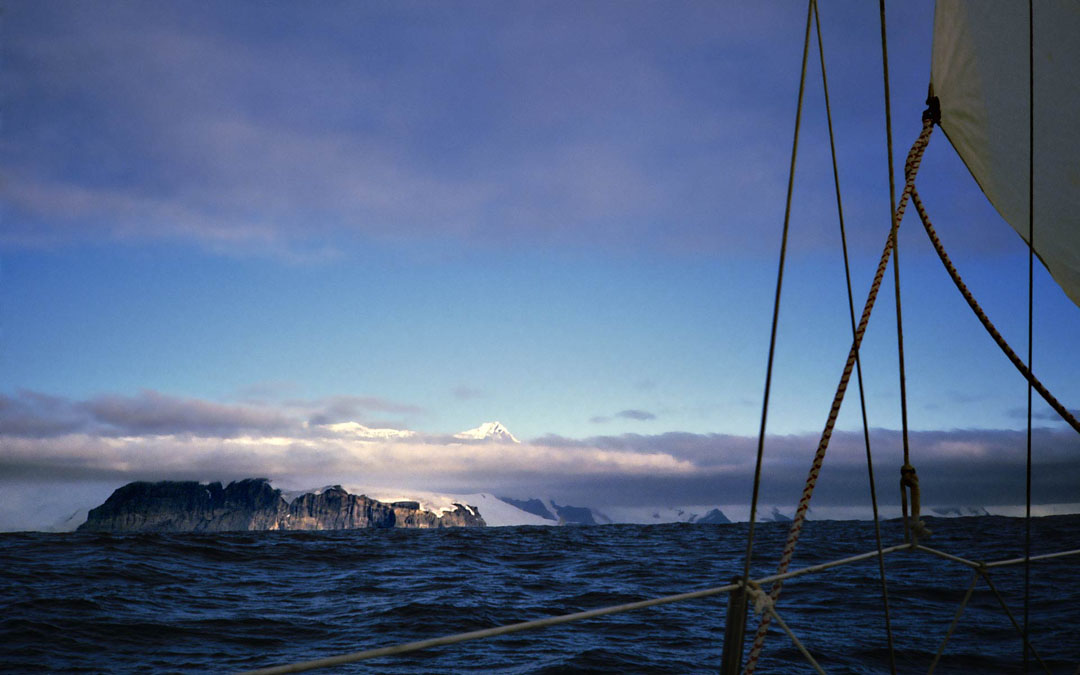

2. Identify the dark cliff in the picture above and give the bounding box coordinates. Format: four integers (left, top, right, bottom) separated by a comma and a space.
78, 480, 485, 532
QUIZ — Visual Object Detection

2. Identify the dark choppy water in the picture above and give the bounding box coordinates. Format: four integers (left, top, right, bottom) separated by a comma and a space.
3, 516, 1079, 674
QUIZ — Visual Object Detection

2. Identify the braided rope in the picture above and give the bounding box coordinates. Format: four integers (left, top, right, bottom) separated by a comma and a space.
742, 118, 934, 675
911, 189, 1080, 435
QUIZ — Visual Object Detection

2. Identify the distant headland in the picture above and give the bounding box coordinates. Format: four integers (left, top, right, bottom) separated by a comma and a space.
78, 479, 485, 532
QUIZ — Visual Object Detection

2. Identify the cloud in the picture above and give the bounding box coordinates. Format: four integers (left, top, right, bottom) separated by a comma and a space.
0, 390, 90, 438
2, 390, 696, 490
530, 426, 1080, 507
7, 1, 1024, 270
616, 409, 656, 421
945, 389, 991, 404
1007, 406, 1080, 424
1, 1, 812, 261
82, 390, 292, 437
452, 386, 486, 401
0, 430, 696, 492
0, 389, 422, 439
589, 409, 657, 424
293, 395, 424, 426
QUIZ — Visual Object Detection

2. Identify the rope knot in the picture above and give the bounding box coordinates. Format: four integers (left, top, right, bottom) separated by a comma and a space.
900, 463, 932, 542
747, 586, 774, 617
922, 85, 941, 125
899, 462, 918, 485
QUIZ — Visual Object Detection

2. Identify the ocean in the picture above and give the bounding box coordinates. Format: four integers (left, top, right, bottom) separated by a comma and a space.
3, 516, 1079, 674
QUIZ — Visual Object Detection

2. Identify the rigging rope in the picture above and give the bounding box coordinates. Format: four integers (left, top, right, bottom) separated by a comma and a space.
811, 3, 897, 670
910, 190, 1080, 436
741, 116, 936, 675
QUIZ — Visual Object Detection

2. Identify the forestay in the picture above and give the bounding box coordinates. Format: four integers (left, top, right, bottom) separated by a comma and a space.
930, 0, 1080, 307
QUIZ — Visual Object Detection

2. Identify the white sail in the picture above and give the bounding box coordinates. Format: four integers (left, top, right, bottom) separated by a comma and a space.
931, 0, 1080, 307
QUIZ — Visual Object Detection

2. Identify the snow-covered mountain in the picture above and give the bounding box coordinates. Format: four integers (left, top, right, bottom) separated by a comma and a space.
931, 506, 991, 517
601, 505, 736, 525
314, 419, 522, 443
318, 421, 417, 440
454, 421, 520, 443
498, 496, 611, 525
342, 488, 552, 527
284, 486, 607, 527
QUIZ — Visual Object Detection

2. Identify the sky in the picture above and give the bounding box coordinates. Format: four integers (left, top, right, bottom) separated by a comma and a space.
2, 0, 1079, 530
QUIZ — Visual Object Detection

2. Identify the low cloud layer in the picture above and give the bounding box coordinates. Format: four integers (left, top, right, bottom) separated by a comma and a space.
0, 390, 693, 494
3, 389, 1078, 526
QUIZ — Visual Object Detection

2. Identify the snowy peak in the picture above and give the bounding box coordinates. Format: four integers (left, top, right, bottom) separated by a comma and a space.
319, 421, 416, 440
454, 421, 520, 443
931, 506, 991, 517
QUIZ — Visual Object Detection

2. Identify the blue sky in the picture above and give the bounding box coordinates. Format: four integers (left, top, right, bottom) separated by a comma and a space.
2, 1, 1078, 528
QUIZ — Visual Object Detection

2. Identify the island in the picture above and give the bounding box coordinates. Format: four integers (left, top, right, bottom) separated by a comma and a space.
77, 479, 485, 532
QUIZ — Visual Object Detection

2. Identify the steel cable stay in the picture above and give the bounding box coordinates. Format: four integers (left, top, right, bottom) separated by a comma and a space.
928, 563, 1052, 675
742, 0, 816, 598
811, 1, 896, 670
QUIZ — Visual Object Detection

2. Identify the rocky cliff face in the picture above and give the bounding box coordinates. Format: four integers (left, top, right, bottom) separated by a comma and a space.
284, 486, 396, 530
393, 501, 484, 528
78, 480, 485, 532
